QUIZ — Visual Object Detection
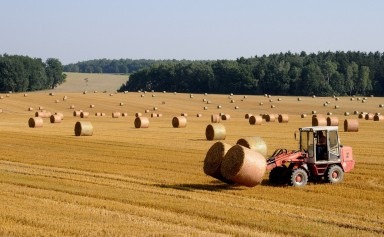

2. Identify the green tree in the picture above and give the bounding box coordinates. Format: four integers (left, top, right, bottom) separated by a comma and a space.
45, 58, 66, 89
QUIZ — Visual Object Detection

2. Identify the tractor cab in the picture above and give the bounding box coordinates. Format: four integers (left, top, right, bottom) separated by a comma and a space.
299, 126, 341, 164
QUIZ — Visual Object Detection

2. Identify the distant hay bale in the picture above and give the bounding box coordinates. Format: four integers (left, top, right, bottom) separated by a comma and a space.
112, 112, 121, 118
243, 95, 247, 99
55, 112, 64, 120
265, 114, 276, 122
35, 111, 51, 118
49, 92, 54, 96
374, 114, 383, 121
344, 112, 350, 116
95, 112, 101, 116
83, 91, 87, 94
80, 111, 89, 118
153, 107, 158, 111
55, 99, 60, 103
365, 113, 374, 120
70, 105, 75, 109
327, 116, 339, 126
207, 101, 212, 104
301, 114, 307, 118
134, 117, 149, 128
277, 98, 282, 101
196, 113, 202, 117
249, 115, 262, 125
259, 102, 263, 105
28, 117, 43, 128
350, 97, 355, 101
141, 94, 145, 97
327, 112, 333, 116
90, 104, 95, 108
172, 116, 187, 128
73, 110, 82, 117
344, 119, 359, 132
189, 94, 194, 98
211, 114, 221, 123
109, 93, 114, 96
278, 114, 289, 123
234, 106, 239, 109
353, 111, 359, 115
312, 116, 327, 126
220, 145, 266, 187
145, 109, 150, 113
28, 107, 34, 111
270, 105, 276, 108
245, 113, 252, 119
203, 98, 207, 102
24, 94, 28, 97
297, 97, 302, 101
312, 95, 316, 98
151, 113, 157, 118
312, 110, 317, 114
217, 105, 222, 109
230, 99, 235, 103
236, 136, 267, 157
269, 99, 273, 102
205, 124, 226, 141
50, 115, 62, 123
74, 121, 93, 136
39, 106, 44, 110
221, 114, 230, 120
334, 105, 340, 109
379, 104, 384, 108
157, 113, 163, 117
121, 112, 128, 117
63, 96, 68, 101
203, 106, 208, 110
203, 142, 233, 183
152, 94, 156, 97
135, 112, 142, 117
181, 113, 188, 117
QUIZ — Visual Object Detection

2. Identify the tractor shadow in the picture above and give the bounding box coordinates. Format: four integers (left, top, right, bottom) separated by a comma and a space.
155, 180, 243, 192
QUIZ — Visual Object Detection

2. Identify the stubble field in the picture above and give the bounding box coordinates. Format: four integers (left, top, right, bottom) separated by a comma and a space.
0, 73, 383, 236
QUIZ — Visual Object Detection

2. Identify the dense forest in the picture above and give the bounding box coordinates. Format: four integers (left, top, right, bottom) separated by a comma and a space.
0, 54, 66, 92
120, 51, 384, 96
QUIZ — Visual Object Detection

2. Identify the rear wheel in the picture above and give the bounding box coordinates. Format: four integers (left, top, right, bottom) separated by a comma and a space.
325, 165, 344, 184
289, 168, 308, 187
269, 166, 288, 185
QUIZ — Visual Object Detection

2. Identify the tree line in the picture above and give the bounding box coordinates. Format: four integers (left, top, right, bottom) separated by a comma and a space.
0, 54, 66, 92
120, 51, 384, 96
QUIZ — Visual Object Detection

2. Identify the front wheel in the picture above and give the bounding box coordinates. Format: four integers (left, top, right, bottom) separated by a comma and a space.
325, 165, 344, 184
269, 166, 288, 185
289, 168, 308, 187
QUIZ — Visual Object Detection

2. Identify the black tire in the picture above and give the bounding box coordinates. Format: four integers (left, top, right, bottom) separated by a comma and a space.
325, 165, 344, 184
269, 166, 288, 185
289, 168, 308, 187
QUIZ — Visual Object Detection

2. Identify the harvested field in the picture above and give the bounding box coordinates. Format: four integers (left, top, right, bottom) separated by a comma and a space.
0, 78, 383, 236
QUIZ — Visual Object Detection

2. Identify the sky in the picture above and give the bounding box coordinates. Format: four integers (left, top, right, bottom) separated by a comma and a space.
1, 0, 383, 64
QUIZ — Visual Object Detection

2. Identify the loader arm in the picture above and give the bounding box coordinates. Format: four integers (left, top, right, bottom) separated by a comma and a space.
266, 149, 305, 171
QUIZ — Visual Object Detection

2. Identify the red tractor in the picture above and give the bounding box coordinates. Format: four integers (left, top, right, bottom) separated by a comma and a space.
267, 126, 355, 187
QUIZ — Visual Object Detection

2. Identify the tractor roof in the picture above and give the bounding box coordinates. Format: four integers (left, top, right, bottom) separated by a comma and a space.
300, 126, 339, 132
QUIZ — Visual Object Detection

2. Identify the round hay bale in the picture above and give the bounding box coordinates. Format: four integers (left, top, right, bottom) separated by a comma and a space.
55, 99, 60, 103
134, 117, 149, 128
28, 117, 43, 128
151, 113, 157, 118
234, 106, 239, 109
365, 113, 374, 120
112, 112, 121, 118
207, 101, 212, 104
379, 104, 384, 108
220, 145, 266, 187
269, 99, 273, 102
181, 113, 188, 117
70, 105, 75, 109
278, 114, 289, 123
95, 112, 101, 116
39, 106, 44, 110
312, 116, 327, 126
196, 113, 202, 117
89, 104, 95, 108
327, 112, 333, 116
153, 107, 158, 111
101, 113, 106, 116
55, 112, 64, 120
80, 111, 89, 118
243, 95, 247, 99
202, 98, 207, 102
24, 94, 28, 97
334, 105, 340, 109
344, 119, 359, 132
205, 124, 226, 141
118, 102, 124, 106
221, 114, 230, 120
353, 111, 359, 115
265, 114, 276, 122
312, 110, 317, 114
327, 116, 339, 126
301, 114, 307, 118
271, 105, 276, 108
141, 94, 145, 97
277, 98, 282, 101
374, 114, 384, 121
344, 112, 350, 116
135, 112, 142, 117
83, 91, 87, 94
35, 111, 51, 118
152, 94, 156, 97
259, 102, 264, 105
248, 115, 262, 125
145, 109, 150, 113
73, 110, 82, 117
245, 113, 252, 119
172, 116, 187, 128
211, 114, 221, 123
122, 112, 128, 117
28, 107, 34, 111
50, 115, 62, 123
236, 136, 267, 157
203, 142, 233, 183
74, 121, 93, 136
63, 96, 68, 101
297, 97, 302, 101
217, 105, 222, 109
157, 113, 163, 118
203, 106, 208, 110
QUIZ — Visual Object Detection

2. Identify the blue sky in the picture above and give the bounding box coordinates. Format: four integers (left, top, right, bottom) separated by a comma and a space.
1, 0, 383, 64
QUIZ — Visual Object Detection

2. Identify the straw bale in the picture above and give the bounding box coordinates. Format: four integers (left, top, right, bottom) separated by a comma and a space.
203, 142, 232, 183
234, 106, 239, 109
80, 112, 89, 118
301, 114, 307, 118
122, 112, 128, 117
205, 124, 226, 141
236, 136, 267, 157
344, 119, 359, 132
172, 116, 187, 128
35, 111, 51, 118
259, 102, 263, 105
55, 112, 64, 120
374, 114, 384, 121
211, 114, 221, 123
327, 116, 339, 126
90, 104, 95, 108
151, 113, 157, 118
134, 117, 149, 128
181, 113, 188, 117
365, 113, 374, 120
265, 114, 276, 122
220, 145, 266, 187
196, 113, 202, 117
278, 114, 289, 123
157, 113, 163, 117
221, 114, 230, 121
28, 117, 43, 128
312, 116, 327, 126
73, 110, 82, 117
28, 107, 34, 111
135, 112, 142, 117
112, 112, 121, 118
50, 115, 62, 123
344, 112, 350, 116
74, 121, 93, 136
249, 115, 262, 125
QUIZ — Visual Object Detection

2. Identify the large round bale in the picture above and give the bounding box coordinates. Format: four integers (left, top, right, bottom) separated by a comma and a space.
172, 116, 187, 128
327, 116, 339, 126
312, 116, 327, 126
344, 119, 359, 132
278, 114, 289, 123
50, 115, 62, 123
203, 142, 233, 184
221, 114, 230, 121
236, 136, 267, 157
80, 111, 89, 118
211, 114, 221, 123
265, 114, 276, 122
220, 145, 267, 187
74, 121, 93, 136
249, 115, 262, 125
112, 112, 121, 118
365, 113, 374, 120
35, 111, 51, 118
28, 117, 43, 128
374, 114, 384, 121
134, 117, 149, 128
205, 124, 226, 141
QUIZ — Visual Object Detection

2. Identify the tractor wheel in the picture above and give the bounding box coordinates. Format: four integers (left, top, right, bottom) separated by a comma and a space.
289, 168, 308, 187
269, 166, 288, 185
325, 165, 344, 184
